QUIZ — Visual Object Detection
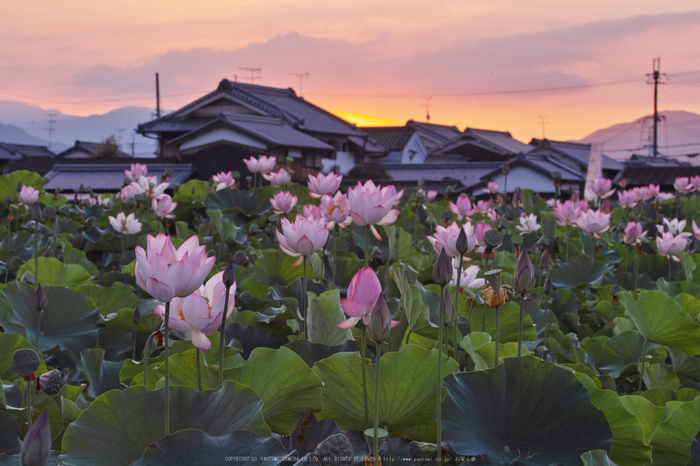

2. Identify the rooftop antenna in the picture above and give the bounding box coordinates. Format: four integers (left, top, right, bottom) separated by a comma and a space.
289, 71, 309, 96
646, 57, 667, 156
422, 97, 433, 122
45, 113, 56, 150
539, 115, 549, 139
155, 72, 161, 118
115, 129, 125, 150
238, 67, 262, 84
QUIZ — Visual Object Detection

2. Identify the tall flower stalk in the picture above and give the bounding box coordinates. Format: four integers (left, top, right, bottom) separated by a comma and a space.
433, 249, 452, 463
162, 301, 172, 436
220, 260, 235, 388
513, 250, 535, 357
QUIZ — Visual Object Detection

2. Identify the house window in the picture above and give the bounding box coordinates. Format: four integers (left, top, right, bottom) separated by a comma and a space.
302, 151, 323, 169
340, 141, 348, 152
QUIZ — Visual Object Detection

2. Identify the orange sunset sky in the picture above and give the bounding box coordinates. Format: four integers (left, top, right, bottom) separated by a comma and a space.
2, 1, 700, 142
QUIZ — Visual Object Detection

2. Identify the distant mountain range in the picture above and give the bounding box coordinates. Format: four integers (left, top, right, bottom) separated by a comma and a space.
0, 101, 158, 157
578, 110, 700, 165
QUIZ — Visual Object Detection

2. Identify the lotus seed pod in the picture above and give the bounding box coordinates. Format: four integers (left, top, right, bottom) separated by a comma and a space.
484, 229, 503, 249
239, 290, 254, 305
233, 251, 248, 266
314, 433, 354, 466
12, 349, 40, 378
39, 369, 63, 396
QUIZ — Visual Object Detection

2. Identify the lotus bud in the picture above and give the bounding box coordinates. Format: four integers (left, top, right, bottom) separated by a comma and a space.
223, 259, 236, 288
544, 277, 554, 295
502, 161, 510, 176
132, 306, 141, 324
442, 288, 456, 325
33, 285, 47, 312
484, 268, 502, 290
619, 178, 627, 189
539, 249, 550, 270
601, 199, 611, 213
455, 227, 470, 255
239, 290, 254, 305
433, 249, 453, 286
13, 349, 40, 379
367, 297, 393, 343
31, 203, 42, 222
20, 410, 51, 466
39, 369, 63, 397
16, 182, 22, 193
513, 250, 535, 295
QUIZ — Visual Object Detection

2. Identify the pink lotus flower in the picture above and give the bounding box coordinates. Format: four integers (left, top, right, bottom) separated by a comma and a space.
131, 176, 168, 199
674, 177, 694, 194
474, 222, 492, 251
545, 198, 557, 208
693, 220, 700, 240
470, 200, 492, 216
152, 194, 177, 219
320, 192, 352, 229
639, 184, 661, 201
264, 168, 291, 187
449, 195, 472, 220
576, 200, 590, 212
276, 215, 329, 265
154, 270, 236, 351
428, 221, 476, 257
515, 213, 541, 234
657, 192, 674, 202
487, 208, 500, 224
212, 171, 236, 191
119, 184, 140, 202
485, 181, 500, 195
691, 175, 700, 192
554, 200, 581, 227
658, 218, 689, 236
617, 190, 639, 208
109, 212, 142, 235
574, 209, 611, 238
270, 191, 298, 215
656, 232, 688, 262
452, 262, 485, 289
307, 172, 342, 198
303, 204, 325, 221
347, 180, 400, 240
125, 163, 148, 181
243, 155, 277, 175
336, 267, 383, 330
393, 188, 405, 206
588, 177, 615, 200
18, 185, 39, 206
622, 221, 647, 245
135, 233, 215, 303
418, 188, 437, 203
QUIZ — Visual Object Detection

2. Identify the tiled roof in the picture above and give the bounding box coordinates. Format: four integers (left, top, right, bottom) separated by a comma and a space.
382, 162, 501, 190
43, 163, 193, 192
348, 135, 387, 155
0, 142, 56, 159
406, 120, 462, 142
361, 127, 415, 151
613, 165, 700, 186
529, 139, 623, 171
57, 140, 132, 158
431, 128, 533, 157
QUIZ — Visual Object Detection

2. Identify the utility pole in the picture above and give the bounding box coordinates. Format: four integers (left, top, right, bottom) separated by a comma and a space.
289, 72, 309, 96
539, 115, 549, 139
155, 72, 161, 118
238, 67, 262, 84
646, 58, 667, 156
115, 129, 125, 150
46, 113, 56, 150
422, 97, 433, 122
130, 134, 135, 157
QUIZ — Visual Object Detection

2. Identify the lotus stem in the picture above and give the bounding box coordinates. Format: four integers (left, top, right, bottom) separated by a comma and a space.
132, 321, 138, 360
638, 339, 648, 393
164, 300, 171, 437
495, 305, 500, 363
34, 219, 39, 282
332, 225, 337, 289
302, 256, 308, 335
362, 326, 369, 427
565, 225, 570, 262
373, 343, 381, 466
668, 260, 672, 283
454, 254, 463, 363
25, 379, 33, 430
196, 348, 202, 392
633, 250, 639, 300
518, 294, 524, 357
365, 225, 370, 267
482, 259, 489, 332
219, 281, 232, 389
436, 284, 445, 464
36, 312, 42, 352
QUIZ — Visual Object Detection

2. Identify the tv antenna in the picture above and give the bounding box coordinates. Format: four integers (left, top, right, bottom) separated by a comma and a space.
422, 97, 433, 122
289, 72, 309, 96
45, 113, 56, 150
539, 115, 549, 139
238, 67, 262, 84
115, 129, 125, 150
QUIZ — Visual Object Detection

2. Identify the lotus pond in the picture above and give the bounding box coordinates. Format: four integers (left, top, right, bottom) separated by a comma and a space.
1, 166, 700, 465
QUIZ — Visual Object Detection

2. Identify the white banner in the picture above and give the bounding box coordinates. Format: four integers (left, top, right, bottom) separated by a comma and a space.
584, 142, 604, 200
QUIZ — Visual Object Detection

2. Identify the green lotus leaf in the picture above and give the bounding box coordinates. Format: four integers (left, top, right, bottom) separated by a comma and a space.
648, 396, 700, 465
549, 255, 614, 290
132, 429, 292, 466
0, 333, 48, 381
0, 170, 43, 202
253, 249, 311, 288
441, 356, 613, 465
0, 411, 20, 454
581, 449, 620, 466
465, 300, 537, 344
205, 188, 271, 217
312, 345, 458, 436
76, 282, 139, 317
59, 382, 270, 466
77, 348, 125, 398
0, 282, 99, 357
17, 257, 91, 288
306, 290, 352, 347
596, 330, 651, 378
619, 290, 700, 356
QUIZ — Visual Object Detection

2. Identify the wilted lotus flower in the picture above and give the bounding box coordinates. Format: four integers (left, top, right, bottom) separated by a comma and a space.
154, 270, 236, 351
302, 204, 325, 221
152, 194, 177, 219
656, 232, 689, 262
135, 233, 215, 303
276, 215, 329, 265
474, 222, 492, 252
513, 250, 535, 295
433, 248, 453, 286
485, 181, 499, 195
243, 155, 277, 174
659, 218, 689, 236
212, 171, 236, 191
119, 184, 140, 202
451, 262, 485, 289
264, 168, 291, 187
448, 195, 472, 220
418, 188, 438, 203
18, 185, 40, 206
307, 172, 342, 198
574, 209, 611, 238
428, 221, 476, 257
674, 177, 694, 194
125, 163, 148, 181
347, 180, 400, 240
515, 213, 541, 234
131, 175, 168, 200
588, 177, 616, 200
20, 410, 51, 466
617, 189, 639, 208
553, 200, 580, 227
694, 220, 700, 241
623, 221, 647, 245
320, 192, 352, 229
108, 212, 142, 235
337, 267, 382, 329
270, 191, 298, 214
367, 297, 400, 343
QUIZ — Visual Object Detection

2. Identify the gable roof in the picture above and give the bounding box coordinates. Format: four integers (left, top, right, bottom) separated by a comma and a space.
529, 139, 623, 171
43, 163, 193, 192
431, 127, 533, 157
57, 140, 132, 158
361, 127, 415, 152
0, 142, 56, 160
